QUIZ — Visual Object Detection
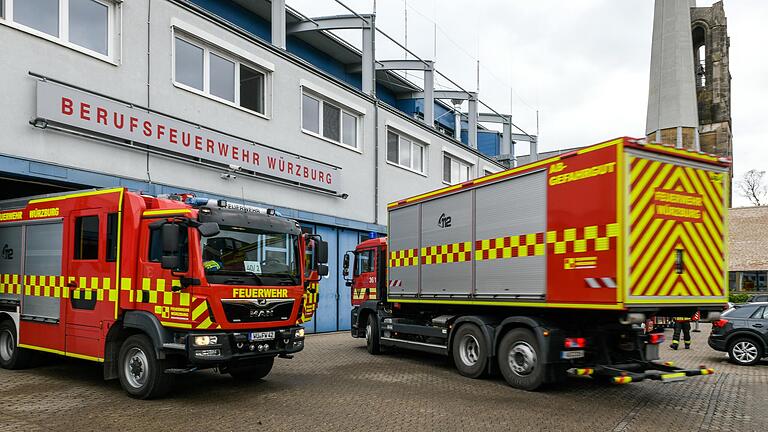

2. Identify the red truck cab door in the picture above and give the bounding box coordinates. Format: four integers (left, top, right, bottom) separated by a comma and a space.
64, 209, 119, 361
351, 247, 378, 306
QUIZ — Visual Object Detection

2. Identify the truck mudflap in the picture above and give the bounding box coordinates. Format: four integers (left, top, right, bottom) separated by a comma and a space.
569, 361, 715, 384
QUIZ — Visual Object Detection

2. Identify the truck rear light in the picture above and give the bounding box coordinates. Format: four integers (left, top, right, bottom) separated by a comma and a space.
648, 333, 665, 344
564, 337, 586, 348
712, 319, 729, 328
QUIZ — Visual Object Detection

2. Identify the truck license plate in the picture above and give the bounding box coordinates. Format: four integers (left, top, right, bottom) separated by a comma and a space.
249, 331, 275, 342
561, 350, 585, 360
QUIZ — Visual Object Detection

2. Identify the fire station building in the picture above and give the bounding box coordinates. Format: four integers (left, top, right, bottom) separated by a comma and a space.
0, 0, 510, 333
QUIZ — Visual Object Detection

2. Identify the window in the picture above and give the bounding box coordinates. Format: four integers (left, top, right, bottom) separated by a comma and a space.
175, 37, 204, 91
354, 249, 375, 276
443, 153, 472, 184
302, 94, 320, 134
240, 64, 265, 113
14, 0, 59, 37
69, 0, 108, 55
74, 216, 99, 260
4, 0, 115, 58
750, 307, 766, 319
210, 53, 235, 102
301, 90, 359, 149
174, 34, 267, 115
387, 130, 425, 173
723, 305, 760, 318
105, 213, 118, 262
323, 103, 341, 142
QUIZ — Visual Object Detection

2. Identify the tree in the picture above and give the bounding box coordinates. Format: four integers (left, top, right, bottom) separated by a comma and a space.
738, 169, 767, 206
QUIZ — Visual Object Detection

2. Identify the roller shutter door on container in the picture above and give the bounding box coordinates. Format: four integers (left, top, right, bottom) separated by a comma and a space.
474, 171, 547, 298
0, 225, 23, 304
387, 205, 420, 297
22, 222, 63, 320
420, 191, 473, 297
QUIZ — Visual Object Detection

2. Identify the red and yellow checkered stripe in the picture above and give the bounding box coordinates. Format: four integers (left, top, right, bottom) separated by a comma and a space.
389, 249, 419, 267
421, 241, 472, 265
628, 156, 725, 298
388, 223, 619, 268
476, 233, 546, 261
549, 224, 619, 255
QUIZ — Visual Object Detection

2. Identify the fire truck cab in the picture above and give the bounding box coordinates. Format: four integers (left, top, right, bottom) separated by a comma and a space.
0, 188, 327, 398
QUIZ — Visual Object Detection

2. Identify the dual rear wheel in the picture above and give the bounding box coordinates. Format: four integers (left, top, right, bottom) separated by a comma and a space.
451, 324, 545, 390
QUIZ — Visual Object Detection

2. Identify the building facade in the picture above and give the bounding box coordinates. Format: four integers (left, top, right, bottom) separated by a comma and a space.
0, 0, 506, 332
729, 207, 768, 293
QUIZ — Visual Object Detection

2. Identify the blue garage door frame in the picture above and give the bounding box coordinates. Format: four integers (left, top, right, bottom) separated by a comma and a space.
337, 229, 359, 331
297, 224, 364, 334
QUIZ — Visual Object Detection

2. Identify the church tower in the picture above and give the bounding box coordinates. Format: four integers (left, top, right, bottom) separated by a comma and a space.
691, 1, 732, 161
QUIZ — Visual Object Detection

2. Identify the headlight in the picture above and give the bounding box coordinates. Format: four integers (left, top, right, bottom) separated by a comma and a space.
194, 335, 218, 346
294, 328, 305, 338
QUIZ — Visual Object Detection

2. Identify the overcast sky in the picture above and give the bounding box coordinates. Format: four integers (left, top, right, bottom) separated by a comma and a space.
287, 0, 766, 207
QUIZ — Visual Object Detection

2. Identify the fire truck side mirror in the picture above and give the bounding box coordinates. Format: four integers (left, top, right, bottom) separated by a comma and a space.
160, 224, 181, 270
342, 252, 351, 279
316, 263, 329, 277
162, 224, 180, 253
315, 240, 329, 264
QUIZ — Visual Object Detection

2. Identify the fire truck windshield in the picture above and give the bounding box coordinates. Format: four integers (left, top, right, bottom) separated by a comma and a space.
201, 226, 300, 286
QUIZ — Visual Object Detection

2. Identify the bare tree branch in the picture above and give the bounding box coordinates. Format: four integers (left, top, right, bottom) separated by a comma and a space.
738, 169, 767, 206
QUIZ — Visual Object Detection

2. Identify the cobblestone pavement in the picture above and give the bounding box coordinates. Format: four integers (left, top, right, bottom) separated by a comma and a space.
1, 326, 766, 432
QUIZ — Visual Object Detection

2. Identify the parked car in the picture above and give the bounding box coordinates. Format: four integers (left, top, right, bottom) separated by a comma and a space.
708, 302, 768, 366
747, 294, 768, 303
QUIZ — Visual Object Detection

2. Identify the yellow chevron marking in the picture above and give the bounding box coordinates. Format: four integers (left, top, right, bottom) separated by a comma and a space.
628, 156, 725, 299
192, 301, 208, 321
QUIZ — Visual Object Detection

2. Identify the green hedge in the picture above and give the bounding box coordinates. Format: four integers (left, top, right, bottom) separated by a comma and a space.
729, 293, 750, 304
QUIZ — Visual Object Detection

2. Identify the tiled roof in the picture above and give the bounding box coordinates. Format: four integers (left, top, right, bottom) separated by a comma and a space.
729, 206, 768, 271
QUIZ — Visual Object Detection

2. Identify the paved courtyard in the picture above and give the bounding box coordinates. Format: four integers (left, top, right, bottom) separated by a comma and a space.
1, 326, 766, 432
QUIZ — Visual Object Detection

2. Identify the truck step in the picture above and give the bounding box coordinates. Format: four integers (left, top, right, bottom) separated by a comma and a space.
380, 337, 447, 355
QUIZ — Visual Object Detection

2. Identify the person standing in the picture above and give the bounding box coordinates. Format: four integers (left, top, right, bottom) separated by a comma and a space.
670, 315, 692, 350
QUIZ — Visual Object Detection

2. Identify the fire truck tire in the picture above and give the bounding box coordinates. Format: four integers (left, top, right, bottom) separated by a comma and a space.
452, 324, 488, 379
366, 314, 381, 355
228, 357, 275, 381
118, 334, 174, 399
0, 320, 33, 370
497, 328, 545, 391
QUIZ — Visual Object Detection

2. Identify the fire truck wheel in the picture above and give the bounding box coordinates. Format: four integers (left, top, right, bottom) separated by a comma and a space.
365, 313, 382, 355
497, 328, 545, 391
452, 324, 487, 379
118, 334, 174, 399
0, 320, 33, 370
228, 357, 275, 381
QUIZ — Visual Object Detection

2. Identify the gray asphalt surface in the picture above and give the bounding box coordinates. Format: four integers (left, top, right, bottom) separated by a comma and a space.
1, 326, 766, 431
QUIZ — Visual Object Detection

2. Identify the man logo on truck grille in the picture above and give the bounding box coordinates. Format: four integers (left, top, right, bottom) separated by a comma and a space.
437, 213, 452, 228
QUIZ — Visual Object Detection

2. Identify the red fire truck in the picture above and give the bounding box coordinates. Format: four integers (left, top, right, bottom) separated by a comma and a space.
0, 188, 328, 398
345, 137, 727, 390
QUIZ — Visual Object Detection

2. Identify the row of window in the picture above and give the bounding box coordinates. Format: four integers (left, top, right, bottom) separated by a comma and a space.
1, 1, 489, 185
0, 0, 113, 57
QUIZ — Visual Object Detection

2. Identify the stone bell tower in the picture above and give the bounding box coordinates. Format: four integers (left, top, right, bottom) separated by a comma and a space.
691, 1, 732, 161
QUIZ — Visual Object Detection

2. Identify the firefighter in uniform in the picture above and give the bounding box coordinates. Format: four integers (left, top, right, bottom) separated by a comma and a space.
670, 315, 693, 350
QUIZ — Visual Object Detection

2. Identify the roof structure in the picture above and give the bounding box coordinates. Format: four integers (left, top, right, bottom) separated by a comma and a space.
729, 206, 768, 271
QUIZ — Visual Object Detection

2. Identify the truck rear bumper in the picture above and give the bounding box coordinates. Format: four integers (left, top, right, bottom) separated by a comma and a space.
179, 326, 305, 365
569, 361, 715, 384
